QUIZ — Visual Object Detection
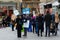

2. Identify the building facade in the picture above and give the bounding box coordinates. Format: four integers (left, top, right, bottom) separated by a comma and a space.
0, 0, 55, 16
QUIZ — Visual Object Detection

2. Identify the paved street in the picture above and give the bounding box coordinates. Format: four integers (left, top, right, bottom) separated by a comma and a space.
0, 24, 60, 40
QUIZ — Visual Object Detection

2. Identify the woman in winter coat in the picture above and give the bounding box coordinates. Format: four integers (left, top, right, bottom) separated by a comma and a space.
55, 12, 59, 36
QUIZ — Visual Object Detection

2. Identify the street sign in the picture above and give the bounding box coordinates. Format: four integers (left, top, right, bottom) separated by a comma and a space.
22, 8, 30, 14
13, 10, 19, 16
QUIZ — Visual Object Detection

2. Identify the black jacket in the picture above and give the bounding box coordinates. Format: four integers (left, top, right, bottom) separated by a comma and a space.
45, 13, 52, 24
23, 17, 27, 23
6, 16, 11, 22
36, 16, 43, 29
16, 18, 23, 30
37, 16, 43, 24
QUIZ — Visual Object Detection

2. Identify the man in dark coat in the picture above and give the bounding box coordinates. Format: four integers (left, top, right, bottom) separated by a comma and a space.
37, 14, 43, 37
16, 15, 23, 38
45, 11, 52, 37
6, 16, 11, 27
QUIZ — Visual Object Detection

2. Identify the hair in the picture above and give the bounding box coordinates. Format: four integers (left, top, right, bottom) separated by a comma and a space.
39, 14, 42, 16
47, 11, 49, 14
17, 15, 20, 18
55, 12, 59, 18
55, 12, 58, 15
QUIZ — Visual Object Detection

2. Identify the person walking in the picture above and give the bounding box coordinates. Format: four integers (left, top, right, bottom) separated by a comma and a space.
32, 15, 36, 33
42, 14, 44, 32
11, 14, 16, 31
45, 11, 52, 37
54, 12, 59, 36
37, 14, 43, 37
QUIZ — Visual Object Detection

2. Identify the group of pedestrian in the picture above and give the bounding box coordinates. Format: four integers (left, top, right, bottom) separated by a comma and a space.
9, 11, 60, 38
2, 16, 11, 27
34, 12, 59, 37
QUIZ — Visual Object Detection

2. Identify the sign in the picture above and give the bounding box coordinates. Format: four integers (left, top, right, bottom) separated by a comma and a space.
13, 10, 19, 16
23, 20, 30, 28
22, 8, 30, 14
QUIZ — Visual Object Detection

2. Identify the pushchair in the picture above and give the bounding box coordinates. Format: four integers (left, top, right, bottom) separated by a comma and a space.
50, 22, 57, 36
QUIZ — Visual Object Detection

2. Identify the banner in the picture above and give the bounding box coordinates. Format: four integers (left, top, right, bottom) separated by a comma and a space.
13, 10, 19, 16
22, 8, 30, 14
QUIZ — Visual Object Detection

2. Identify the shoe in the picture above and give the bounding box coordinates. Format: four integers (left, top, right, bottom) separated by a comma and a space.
48, 35, 50, 37
23, 35, 26, 36
45, 35, 47, 37
41, 35, 43, 37
18, 37, 21, 38
57, 29, 59, 31
55, 32, 57, 36
38, 35, 39, 37
33, 32, 34, 33
37, 34, 39, 37
55, 34, 57, 36
23, 35, 25, 36
52, 33, 54, 36
36, 32, 37, 34
12, 30, 14, 31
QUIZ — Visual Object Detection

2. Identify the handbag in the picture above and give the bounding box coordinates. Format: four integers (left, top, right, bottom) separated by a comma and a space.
23, 20, 30, 28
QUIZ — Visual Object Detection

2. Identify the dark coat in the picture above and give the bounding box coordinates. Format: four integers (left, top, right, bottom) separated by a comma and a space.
36, 16, 43, 29
32, 17, 36, 25
6, 16, 11, 22
16, 18, 23, 30
45, 13, 52, 26
23, 17, 27, 23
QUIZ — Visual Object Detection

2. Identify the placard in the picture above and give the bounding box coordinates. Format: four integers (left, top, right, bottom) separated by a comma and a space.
22, 8, 30, 14
13, 10, 19, 16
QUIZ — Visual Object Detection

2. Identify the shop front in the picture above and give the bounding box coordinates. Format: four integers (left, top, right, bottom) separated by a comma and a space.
22, 1, 40, 15
0, 2, 16, 16
0, 2, 16, 26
